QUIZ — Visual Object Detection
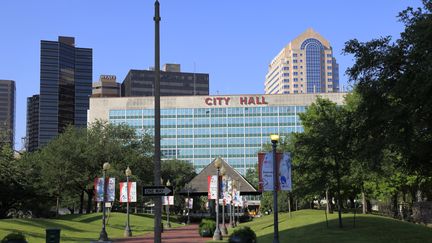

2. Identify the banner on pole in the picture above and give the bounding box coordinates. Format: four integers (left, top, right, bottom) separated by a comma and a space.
258, 152, 292, 192
94, 177, 116, 202
207, 175, 218, 199
162, 196, 174, 205
119, 182, 137, 203
185, 198, 193, 209
279, 153, 292, 191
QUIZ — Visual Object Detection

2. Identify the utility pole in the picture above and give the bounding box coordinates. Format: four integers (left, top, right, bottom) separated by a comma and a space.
153, 1, 162, 242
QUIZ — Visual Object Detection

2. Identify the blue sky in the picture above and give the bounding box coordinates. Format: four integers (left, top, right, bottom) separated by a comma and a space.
0, 0, 423, 149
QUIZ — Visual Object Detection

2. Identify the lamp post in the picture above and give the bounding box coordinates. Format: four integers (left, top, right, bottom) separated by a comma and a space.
231, 180, 237, 227
213, 157, 222, 241
220, 166, 228, 236
99, 162, 110, 241
124, 166, 132, 237
270, 134, 280, 243
236, 181, 241, 226
166, 179, 172, 228
187, 187, 191, 225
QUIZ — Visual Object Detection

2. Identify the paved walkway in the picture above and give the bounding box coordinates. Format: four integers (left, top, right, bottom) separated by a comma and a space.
114, 224, 212, 243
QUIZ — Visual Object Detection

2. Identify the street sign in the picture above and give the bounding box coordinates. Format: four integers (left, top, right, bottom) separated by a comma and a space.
142, 186, 173, 196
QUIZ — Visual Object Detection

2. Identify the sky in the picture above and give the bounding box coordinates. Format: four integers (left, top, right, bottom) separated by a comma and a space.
0, 0, 423, 150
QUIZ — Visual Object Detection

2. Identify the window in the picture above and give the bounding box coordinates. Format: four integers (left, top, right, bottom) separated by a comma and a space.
293, 66, 298, 69
284, 85, 290, 88
283, 67, 289, 70
294, 84, 298, 88
283, 79, 290, 83
293, 78, 298, 82
283, 73, 289, 77
326, 54, 332, 57
327, 72, 332, 76
327, 66, 332, 70
293, 59, 298, 63
293, 53, 298, 57
293, 72, 298, 76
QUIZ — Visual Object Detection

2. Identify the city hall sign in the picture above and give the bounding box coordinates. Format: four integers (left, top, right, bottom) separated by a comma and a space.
205, 96, 268, 106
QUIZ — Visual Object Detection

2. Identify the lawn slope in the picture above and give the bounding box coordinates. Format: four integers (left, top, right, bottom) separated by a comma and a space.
0, 213, 175, 243
212, 210, 432, 243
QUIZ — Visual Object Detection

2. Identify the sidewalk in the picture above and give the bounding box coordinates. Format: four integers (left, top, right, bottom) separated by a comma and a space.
114, 224, 212, 243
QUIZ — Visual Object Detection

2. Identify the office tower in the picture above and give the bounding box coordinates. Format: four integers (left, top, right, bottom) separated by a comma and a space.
0, 80, 15, 148
265, 28, 340, 94
88, 92, 346, 174
92, 75, 121, 97
26, 95, 39, 152
121, 64, 209, 97
39, 36, 92, 147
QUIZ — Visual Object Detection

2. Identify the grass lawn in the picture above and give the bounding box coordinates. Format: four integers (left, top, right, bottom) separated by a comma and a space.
0, 212, 180, 243
208, 209, 432, 243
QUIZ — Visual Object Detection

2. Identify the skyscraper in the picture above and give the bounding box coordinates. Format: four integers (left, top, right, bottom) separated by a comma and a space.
38, 36, 92, 147
265, 28, 339, 94
0, 80, 15, 148
26, 95, 39, 152
121, 64, 209, 97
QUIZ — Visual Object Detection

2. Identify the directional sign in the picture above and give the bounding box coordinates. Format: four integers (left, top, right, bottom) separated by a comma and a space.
142, 186, 173, 196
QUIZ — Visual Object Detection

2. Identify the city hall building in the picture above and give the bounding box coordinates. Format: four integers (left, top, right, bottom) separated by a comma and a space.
88, 93, 346, 174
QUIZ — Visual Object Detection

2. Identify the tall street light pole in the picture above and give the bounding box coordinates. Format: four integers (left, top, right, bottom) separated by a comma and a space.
153, 1, 162, 243
271, 134, 280, 243
236, 181, 241, 226
166, 180, 172, 228
124, 167, 132, 237
99, 162, 111, 241
220, 166, 228, 236
187, 188, 191, 225
213, 157, 222, 241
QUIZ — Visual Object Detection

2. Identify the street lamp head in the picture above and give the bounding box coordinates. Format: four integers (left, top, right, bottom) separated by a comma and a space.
270, 134, 280, 144
220, 165, 226, 176
125, 166, 132, 177
103, 162, 111, 171
166, 179, 171, 186
214, 157, 222, 169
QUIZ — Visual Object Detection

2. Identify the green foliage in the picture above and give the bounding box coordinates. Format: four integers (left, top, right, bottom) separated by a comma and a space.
228, 226, 257, 243
1, 232, 26, 243
199, 218, 216, 237
343, 1, 432, 177
161, 159, 197, 212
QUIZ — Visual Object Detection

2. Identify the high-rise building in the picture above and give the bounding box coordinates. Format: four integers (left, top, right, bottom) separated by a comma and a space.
88, 92, 346, 174
265, 28, 339, 94
26, 95, 39, 152
0, 80, 15, 148
121, 64, 209, 97
38, 36, 92, 147
92, 75, 121, 97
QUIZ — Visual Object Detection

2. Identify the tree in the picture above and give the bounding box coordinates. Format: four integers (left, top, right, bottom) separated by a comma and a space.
343, 1, 432, 178
33, 121, 154, 215
293, 97, 353, 228
160, 159, 197, 213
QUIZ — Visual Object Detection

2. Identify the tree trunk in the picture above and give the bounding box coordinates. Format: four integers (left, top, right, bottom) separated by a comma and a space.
56, 196, 60, 216
288, 193, 291, 218
79, 190, 84, 214
86, 189, 93, 214
392, 192, 398, 218
326, 189, 330, 215
335, 158, 343, 228
361, 185, 367, 214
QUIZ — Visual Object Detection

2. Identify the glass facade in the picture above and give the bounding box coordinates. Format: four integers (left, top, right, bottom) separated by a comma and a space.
39, 37, 92, 147
301, 38, 324, 93
0, 80, 15, 148
108, 105, 306, 174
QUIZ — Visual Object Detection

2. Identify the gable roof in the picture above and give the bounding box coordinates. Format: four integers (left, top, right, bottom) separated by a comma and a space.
179, 157, 260, 196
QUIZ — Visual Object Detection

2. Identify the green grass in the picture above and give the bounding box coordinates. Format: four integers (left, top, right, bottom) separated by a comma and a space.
0, 212, 180, 243
208, 209, 432, 243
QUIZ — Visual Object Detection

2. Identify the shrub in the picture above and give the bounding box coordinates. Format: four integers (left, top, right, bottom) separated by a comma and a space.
199, 218, 216, 237
229, 226, 257, 243
1, 232, 27, 243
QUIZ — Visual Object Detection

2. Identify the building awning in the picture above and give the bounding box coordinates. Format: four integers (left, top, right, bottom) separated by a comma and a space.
179, 157, 261, 196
